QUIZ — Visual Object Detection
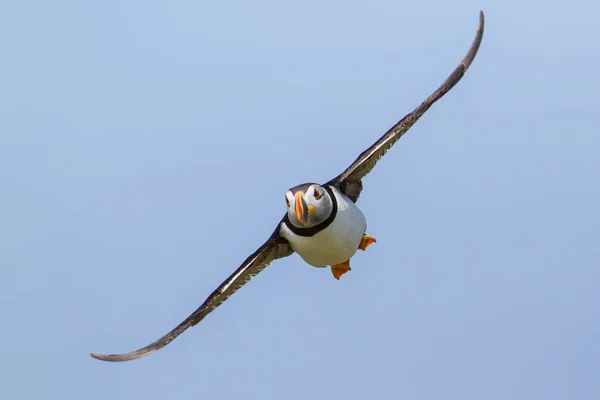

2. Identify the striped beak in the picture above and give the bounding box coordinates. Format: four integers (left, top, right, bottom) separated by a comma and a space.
295, 192, 308, 226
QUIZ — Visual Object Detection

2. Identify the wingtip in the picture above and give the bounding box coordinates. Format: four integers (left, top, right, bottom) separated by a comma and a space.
90, 345, 160, 362
90, 352, 130, 362
90, 352, 112, 361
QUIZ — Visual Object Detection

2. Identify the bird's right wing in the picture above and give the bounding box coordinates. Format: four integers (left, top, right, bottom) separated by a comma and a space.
90, 221, 293, 362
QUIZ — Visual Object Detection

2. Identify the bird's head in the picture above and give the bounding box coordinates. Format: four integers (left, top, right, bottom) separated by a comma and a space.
285, 183, 334, 228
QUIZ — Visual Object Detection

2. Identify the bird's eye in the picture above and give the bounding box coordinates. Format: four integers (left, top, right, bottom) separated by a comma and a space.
285, 196, 290, 207
314, 188, 322, 200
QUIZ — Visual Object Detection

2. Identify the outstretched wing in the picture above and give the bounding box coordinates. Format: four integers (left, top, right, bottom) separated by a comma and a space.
328, 11, 485, 202
91, 222, 293, 362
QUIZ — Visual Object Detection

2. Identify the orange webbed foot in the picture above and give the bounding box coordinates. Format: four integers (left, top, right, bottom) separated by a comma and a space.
359, 234, 376, 251
331, 260, 351, 280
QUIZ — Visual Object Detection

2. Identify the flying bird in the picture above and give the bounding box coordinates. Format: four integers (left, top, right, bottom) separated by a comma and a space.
91, 11, 485, 362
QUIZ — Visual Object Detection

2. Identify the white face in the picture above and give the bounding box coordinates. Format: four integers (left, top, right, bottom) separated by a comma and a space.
285, 184, 334, 228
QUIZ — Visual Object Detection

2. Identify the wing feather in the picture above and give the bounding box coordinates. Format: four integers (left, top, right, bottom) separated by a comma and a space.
329, 11, 485, 197
90, 222, 293, 362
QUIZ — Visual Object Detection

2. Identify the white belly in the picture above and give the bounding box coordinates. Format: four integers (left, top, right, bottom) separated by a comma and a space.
280, 186, 367, 267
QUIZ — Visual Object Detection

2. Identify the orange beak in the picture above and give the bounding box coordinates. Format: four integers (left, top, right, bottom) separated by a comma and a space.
295, 192, 308, 226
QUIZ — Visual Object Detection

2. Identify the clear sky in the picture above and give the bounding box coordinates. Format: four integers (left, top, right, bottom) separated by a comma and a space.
1, 0, 599, 399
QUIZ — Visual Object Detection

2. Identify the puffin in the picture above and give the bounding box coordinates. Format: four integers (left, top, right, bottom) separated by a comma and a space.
91, 11, 485, 362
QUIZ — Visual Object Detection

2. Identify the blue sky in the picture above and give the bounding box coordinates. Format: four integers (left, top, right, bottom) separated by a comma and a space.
1, 0, 599, 399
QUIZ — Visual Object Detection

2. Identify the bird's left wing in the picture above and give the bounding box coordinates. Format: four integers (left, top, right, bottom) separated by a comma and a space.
328, 11, 485, 202
90, 222, 293, 362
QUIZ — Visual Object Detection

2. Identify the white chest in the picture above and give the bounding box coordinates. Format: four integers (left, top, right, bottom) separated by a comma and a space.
280, 187, 367, 267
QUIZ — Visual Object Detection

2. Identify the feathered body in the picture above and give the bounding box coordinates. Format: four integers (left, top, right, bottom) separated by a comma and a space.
280, 186, 367, 267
